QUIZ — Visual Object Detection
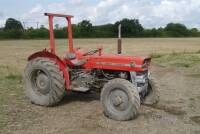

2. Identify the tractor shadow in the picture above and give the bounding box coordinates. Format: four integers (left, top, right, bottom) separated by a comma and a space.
57, 91, 100, 106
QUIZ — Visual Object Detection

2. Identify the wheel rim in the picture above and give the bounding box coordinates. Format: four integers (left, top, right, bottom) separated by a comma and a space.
109, 88, 129, 112
31, 69, 51, 95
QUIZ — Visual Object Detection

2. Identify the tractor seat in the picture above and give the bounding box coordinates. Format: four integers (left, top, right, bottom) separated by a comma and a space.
64, 53, 76, 60
64, 53, 86, 66
71, 59, 87, 66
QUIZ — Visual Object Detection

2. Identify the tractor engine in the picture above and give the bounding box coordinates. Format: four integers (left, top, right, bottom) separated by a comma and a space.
70, 69, 149, 97
70, 69, 95, 92
69, 69, 129, 92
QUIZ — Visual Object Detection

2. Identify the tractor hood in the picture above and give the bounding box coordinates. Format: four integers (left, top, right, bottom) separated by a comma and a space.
97, 54, 150, 64
85, 54, 151, 71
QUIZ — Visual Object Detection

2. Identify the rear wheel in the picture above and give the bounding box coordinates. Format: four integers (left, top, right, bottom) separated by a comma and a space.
24, 58, 65, 106
101, 78, 140, 121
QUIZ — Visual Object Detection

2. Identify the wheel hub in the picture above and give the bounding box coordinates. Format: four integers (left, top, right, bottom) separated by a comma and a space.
35, 72, 50, 94
113, 96, 123, 106
110, 89, 129, 111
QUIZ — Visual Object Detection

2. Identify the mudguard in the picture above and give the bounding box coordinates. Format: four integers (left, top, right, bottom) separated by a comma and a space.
28, 49, 70, 90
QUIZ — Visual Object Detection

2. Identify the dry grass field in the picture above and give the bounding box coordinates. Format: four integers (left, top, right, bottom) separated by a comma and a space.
0, 38, 200, 134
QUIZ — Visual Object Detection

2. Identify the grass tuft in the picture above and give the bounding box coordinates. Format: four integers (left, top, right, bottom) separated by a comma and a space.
151, 51, 200, 68
172, 63, 190, 68
196, 50, 200, 54
150, 53, 163, 58
0, 65, 9, 69
5, 73, 22, 81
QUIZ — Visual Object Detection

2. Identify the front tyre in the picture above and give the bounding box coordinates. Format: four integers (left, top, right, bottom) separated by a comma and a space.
142, 77, 160, 105
24, 58, 65, 106
101, 78, 140, 121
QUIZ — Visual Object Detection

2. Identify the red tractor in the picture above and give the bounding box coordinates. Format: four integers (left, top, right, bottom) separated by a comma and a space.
24, 13, 159, 121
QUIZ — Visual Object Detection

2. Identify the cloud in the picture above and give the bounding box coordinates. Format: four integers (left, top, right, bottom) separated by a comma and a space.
147, 0, 200, 28
30, 4, 44, 14
0, 20, 5, 27
4, 0, 200, 29
20, 4, 47, 28
0, 12, 6, 27
87, 0, 200, 28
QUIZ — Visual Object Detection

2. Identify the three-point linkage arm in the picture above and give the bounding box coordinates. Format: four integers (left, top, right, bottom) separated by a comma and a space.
44, 13, 74, 54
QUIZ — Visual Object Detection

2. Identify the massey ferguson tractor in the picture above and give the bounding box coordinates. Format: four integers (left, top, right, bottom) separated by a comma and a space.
24, 13, 159, 121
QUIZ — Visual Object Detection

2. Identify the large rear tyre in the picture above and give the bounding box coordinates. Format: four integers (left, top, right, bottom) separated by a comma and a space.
24, 58, 65, 106
142, 77, 160, 106
101, 78, 140, 121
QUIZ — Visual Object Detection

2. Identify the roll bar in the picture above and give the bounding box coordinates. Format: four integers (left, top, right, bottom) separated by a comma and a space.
44, 13, 74, 54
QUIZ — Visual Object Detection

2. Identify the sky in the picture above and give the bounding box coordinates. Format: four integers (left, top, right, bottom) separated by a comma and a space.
0, 0, 200, 29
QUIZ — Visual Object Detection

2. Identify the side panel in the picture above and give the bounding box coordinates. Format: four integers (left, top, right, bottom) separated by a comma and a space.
28, 50, 70, 90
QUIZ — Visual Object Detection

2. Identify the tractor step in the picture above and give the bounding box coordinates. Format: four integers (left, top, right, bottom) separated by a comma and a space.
71, 87, 90, 92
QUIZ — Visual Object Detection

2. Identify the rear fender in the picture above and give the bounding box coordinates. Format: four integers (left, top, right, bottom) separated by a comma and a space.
28, 50, 70, 90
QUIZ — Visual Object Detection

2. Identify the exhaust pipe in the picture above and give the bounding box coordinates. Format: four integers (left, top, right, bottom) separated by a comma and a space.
117, 24, 122, 54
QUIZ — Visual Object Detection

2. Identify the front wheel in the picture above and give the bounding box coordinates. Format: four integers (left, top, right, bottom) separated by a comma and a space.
101, 78, 140, 121
142, 77, 160, 105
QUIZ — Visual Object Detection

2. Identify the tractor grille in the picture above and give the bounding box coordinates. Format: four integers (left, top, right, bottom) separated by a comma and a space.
130, 71, 149, 94
135, 71, 148, 84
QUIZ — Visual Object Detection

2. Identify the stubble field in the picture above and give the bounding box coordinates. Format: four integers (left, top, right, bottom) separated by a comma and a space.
0, 38, 200, 134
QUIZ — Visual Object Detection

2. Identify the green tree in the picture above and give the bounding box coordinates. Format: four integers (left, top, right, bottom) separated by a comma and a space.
189, 28, 199, 37
3, 18, 24, 39
93, 24, 115, 38
4, 18, 24, 31
22, 27, 48, 39
1, 17, 200, 39
78, 20, 92, 32
54, 27, 67, 38
165, 23, 189, 37
114, 18, 144, 37
77, 20, 93, 37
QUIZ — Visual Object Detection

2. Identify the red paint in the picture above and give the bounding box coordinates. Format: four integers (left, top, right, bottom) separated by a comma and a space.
48, 16, 55, 54
66, 17, 74, 53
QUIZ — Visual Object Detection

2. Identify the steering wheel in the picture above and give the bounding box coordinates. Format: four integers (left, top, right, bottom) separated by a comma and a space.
83, 49, 99, 56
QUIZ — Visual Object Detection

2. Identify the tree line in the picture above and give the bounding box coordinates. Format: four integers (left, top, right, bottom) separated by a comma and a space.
0, 18, 200, 39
